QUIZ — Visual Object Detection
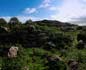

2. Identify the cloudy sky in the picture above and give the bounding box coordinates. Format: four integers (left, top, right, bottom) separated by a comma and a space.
0, 0, 86, 23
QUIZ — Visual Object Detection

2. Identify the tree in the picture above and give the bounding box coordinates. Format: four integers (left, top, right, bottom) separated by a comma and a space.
0, 18, 7, 26
8, 17, 20, 29
77, 31, 86, 43
9, 17, 20, 24
25, 19, 33, 25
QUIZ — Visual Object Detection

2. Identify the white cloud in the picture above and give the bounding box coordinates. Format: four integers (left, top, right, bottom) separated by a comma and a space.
39, 0, 52, 8
17, 16, 40, 22
83, 0, 86, 2
50, 0, 86, 22
0, 16, 40, 23
43, 0, 51, 3
0, 16, 11, 22
24, 8, 37, 14
39, 0, 57, 11
49, 6, 57, 11
40, 3, 50, 8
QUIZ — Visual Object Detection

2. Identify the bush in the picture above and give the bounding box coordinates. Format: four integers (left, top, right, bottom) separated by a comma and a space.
47, 60, 67, 70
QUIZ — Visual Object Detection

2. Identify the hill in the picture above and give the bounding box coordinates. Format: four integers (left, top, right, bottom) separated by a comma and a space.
0, 17, 86, 70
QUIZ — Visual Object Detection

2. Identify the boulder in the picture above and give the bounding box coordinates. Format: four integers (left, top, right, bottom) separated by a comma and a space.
8, 46, 18, 58
46, 55, 62, 62
28, 25, 35, 32
79, 40, 83, 43
23, 66, 29, 70
68, 59, 79, 70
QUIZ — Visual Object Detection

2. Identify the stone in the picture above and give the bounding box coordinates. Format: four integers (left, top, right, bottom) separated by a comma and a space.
79, 40, 83, 43
23, 66, 29, 70
8, 46, 18, 58
47, 55, 62, 62
68, 59, 79, 70
28, 25, 35, 32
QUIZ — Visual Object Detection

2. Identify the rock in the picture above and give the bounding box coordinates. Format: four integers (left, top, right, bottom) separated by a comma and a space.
68, 59, 79, 70
77, 42, 85, 49
60, 49, 66, 57
47, 55, 62, 62
28, 25, 35, 32
46, 55, 67, 70
8, 46, 18, 58
47, 42, 56, 47
79, 40, 83, 43
1, 26, 10, 32
23, 66, 29, 70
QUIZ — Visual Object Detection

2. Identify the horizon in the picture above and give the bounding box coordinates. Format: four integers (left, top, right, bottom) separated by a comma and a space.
0, 0, 86, 25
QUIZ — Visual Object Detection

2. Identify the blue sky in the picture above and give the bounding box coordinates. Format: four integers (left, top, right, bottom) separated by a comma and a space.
0, 0, 42, 16
0, 0, 86, 24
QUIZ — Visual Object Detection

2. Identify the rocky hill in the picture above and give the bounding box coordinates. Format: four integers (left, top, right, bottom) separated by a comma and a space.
0, 17, 86, 70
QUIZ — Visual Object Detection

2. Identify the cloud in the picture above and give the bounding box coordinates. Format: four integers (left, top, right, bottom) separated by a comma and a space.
83, 0, 86, 2
39, 0, 52, 8
23, 0, 54, 15
24, 8, 37, 14
0, 16, 40, 23
39, 0, 57, 12
49, 6, 57, 11
17, 16, 40, 22
72, 16, 86, 21
50, 0, 86, 22
70, 16, 86, 25
0, 16, 11, 22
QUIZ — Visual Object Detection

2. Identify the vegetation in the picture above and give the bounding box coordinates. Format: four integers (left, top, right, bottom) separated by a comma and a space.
0, 17, 86, 70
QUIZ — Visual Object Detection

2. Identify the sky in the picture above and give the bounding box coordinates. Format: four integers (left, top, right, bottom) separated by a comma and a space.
0, 0, 86, 24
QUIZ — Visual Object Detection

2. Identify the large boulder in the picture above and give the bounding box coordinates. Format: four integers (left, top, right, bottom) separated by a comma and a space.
68, 59, 79, 70
1, 26, 9, 32
8, 46, 18, 58
46, 55, 67, 70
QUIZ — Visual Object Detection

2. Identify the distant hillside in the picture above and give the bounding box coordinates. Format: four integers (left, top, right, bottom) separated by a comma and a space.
34, 20, 77, 27
70, 21, 86, 26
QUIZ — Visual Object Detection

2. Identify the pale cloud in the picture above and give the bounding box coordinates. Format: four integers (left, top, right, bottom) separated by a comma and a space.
0, 16, 40, 23
17, 16, 40, 22
24, 8, 37, 14
50, 0, 86, 22
0, 16, 11, 22
83, 0, 86, 2
39, 0, 52, 8
39, 0, 57, 11
49, 6, 57, 11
